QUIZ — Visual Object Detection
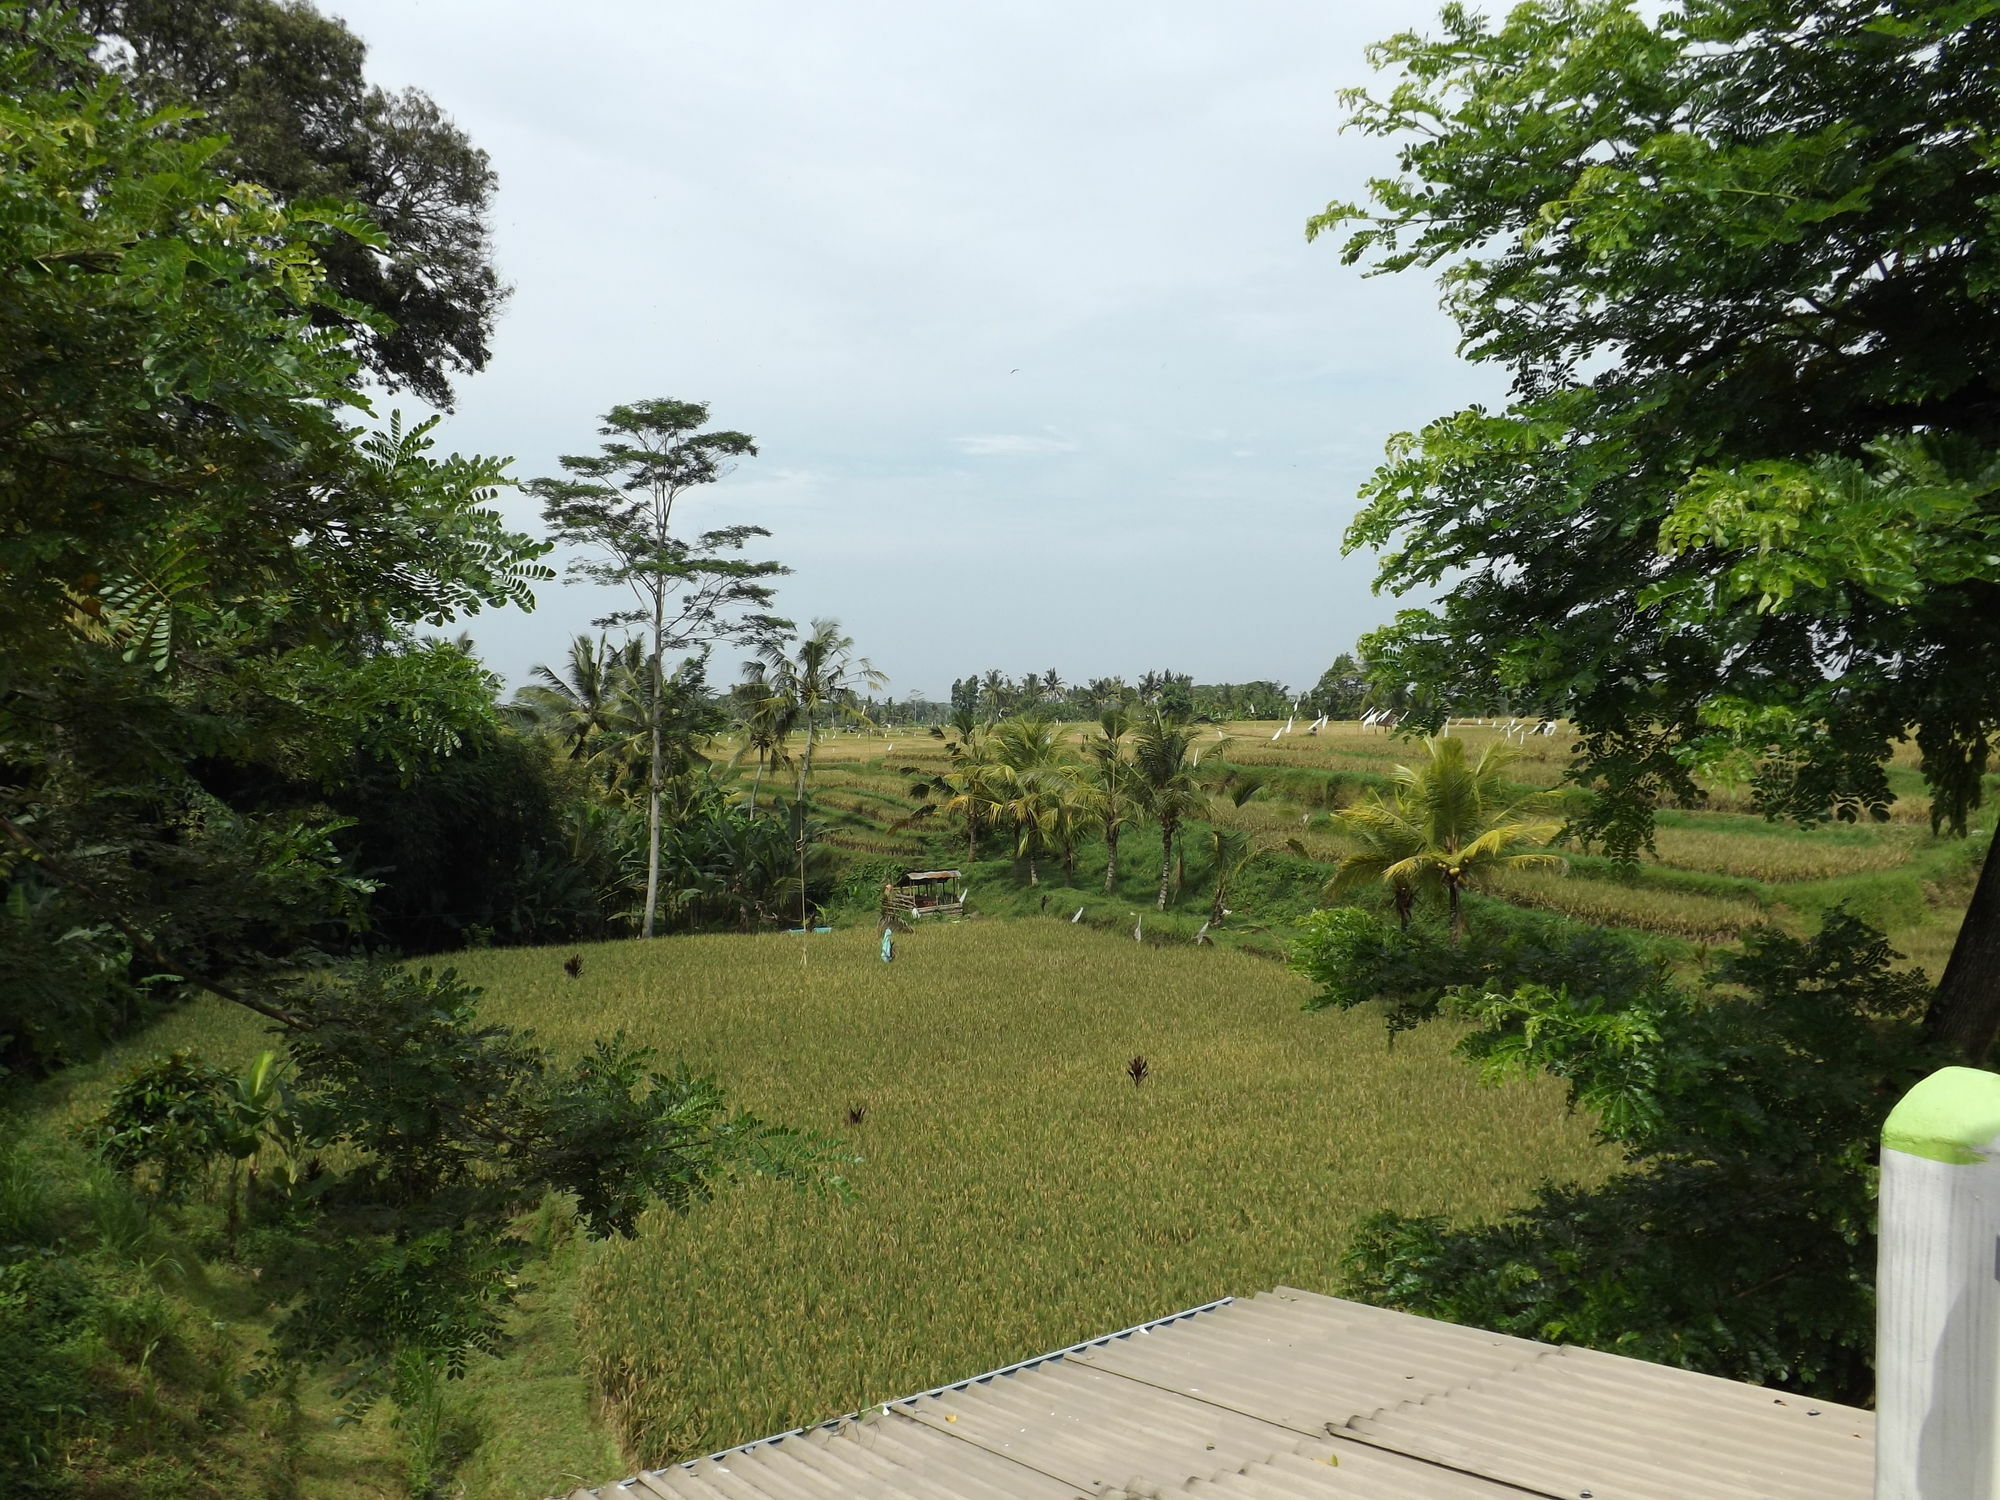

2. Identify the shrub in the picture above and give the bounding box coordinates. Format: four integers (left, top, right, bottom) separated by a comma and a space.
1316, 907, 1944, 1401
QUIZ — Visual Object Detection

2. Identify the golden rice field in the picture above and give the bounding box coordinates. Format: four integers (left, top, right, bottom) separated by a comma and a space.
473, 923, 1609, 1478
60, 922, 1612, 1497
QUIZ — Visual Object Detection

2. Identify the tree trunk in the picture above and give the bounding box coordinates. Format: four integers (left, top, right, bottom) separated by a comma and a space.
748, 750, 764, 815
796, 710, 815, 931
1448, 878, 1464, 945
642, 602, 664, 939
1104, 824, 1119, 894
1927, 839, 2000, 1060
1157, 820, 1174, 910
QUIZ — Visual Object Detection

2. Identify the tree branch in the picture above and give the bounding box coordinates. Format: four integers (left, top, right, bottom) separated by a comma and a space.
0, 810, 309, 1031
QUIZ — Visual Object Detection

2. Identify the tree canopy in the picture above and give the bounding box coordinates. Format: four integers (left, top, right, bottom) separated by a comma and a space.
82, 0, 506, 407
1316, 0, 2000, 1053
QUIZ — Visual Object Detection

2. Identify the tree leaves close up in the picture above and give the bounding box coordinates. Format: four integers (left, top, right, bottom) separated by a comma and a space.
83, 0, 507, 408
1316, 0, 2000, 1056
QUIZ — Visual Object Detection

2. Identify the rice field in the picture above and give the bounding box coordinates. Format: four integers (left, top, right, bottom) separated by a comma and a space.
771, 719, 1990, 971
32, 717, 1988, 1497
58, 921, 1613, 1495
472, 923, 1609, 1475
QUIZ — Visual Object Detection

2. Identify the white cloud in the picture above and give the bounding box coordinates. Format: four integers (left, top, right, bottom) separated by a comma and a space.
950, 433, 1080, 458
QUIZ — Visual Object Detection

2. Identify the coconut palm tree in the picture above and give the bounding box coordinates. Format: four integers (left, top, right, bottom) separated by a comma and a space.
987, 716, 1079, 886
1205, 828, 1255, 925
757, 620, 886, 803
908, 710, 1003, 863
510, 633, 642, 763
1131, 709, 1208, 911
1327, 735, 1566, 940
757, 619, 887, 927
1080, 708, 1141, 894
729, 662, 799, 814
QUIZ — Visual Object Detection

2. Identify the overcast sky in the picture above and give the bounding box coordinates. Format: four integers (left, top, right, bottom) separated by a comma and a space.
331, 0, 1504, 701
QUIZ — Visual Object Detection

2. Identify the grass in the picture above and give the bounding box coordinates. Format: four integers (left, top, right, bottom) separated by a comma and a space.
36, 920, 1611, 1494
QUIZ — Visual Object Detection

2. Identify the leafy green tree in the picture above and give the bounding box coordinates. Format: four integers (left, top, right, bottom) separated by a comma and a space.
1298, 903, 1942, 1401
1306, 653, 1369, 720
1316, 0, 2000, 1055
1327, 736, 1566, 939
0, 4, 550, 1052
1131, 709, 1208, 910
83, 0, 504, 407
528, 400, 789, 939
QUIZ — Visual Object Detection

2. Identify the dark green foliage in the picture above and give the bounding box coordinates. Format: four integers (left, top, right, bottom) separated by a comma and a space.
0, 1257, 94, 1498
89, 1051, 240, 1201
243, 964, 849, 1412
1312, 906, 1943, 1399
332, 728, 615, 953
656, 785, 834, 931
1304, 654, 1370, 719
84, 0, 504, 408
0, 3, 547, 1069
1292, 900, 1661, 1034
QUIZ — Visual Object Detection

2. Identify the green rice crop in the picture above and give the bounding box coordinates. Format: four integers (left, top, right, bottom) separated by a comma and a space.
1488, 868, 1773, 941
443, 923, 1611, 1470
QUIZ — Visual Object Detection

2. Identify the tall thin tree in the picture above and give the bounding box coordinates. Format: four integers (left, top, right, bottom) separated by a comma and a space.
527, 400, 790, 938
758, 620, 886, 930
1131, 709, 1208, 911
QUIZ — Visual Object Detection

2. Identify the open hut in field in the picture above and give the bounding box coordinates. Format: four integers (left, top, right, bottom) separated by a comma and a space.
880, 869, 963, 921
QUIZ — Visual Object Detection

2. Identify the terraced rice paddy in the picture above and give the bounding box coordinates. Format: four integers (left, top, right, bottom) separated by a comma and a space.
745, 719, 1988, 968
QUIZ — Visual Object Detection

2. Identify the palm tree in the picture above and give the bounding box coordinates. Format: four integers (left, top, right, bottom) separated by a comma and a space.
510, 633, 640, 762
1081, 708, 1140, 894
1205, 827, 1255, 924
729, 662, 799, 814
1130, 709, 1208, 911
1327, 735, 1566, 940
910, 710, 1002, 863
988, 716, 1078, 886
758, 619, 887, 927
980, 669, 1008, 717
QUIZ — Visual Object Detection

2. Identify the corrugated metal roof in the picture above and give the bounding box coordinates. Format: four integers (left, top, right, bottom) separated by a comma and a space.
567, 1288, 1873, 1500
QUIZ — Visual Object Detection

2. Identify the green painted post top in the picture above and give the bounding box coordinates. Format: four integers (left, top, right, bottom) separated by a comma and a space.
1883, 1066, 2000, 1164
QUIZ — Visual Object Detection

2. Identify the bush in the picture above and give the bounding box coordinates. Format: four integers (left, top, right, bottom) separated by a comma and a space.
1291, 898, 1661, 1032
1307, 906, 1944, 1401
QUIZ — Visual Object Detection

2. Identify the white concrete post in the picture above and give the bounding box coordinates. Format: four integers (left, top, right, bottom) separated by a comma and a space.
1877, 1065, 2000, 1499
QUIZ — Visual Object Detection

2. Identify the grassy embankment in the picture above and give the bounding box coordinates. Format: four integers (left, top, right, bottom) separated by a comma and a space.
770, 719, 1990, 974
22, 920, 1608, 1497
